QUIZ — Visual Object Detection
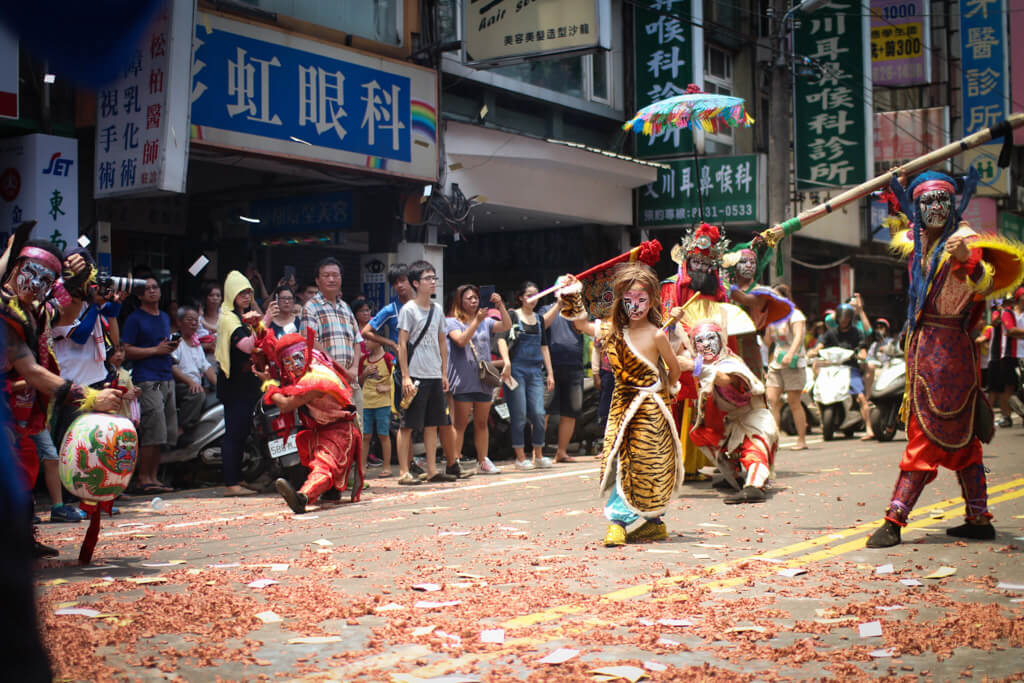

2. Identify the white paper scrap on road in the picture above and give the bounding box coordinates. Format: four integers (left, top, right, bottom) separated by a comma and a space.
412, 583, 442, 592
724, 625, 766, 633
375, 602, 406, 612
877, 605, 906, 612
900, 578, 923, 587
870, 648, 897, 658
414, 600, 461, 609
247, 579, 279, 589
538, 648, 579, 664
209, 563, 241, 569
55, 608, 101, 617
644, 660, 668, 671
777, 567, 807, 578
859, 621, 883, 638
638, 618, 655, 626
480, 629, 505, 643
693, 553, 712, 559
256, 610, 282, 623
439, 530, 471, 537
140, 560, 186, 567
659, 618, 695, 627
287, 636, 342, 644
875, 564, 894, 575
657, 637, 681, 646
312, 538, 334, 547
997, 582, 1024, 591
923, 566, 957, 579
591, 666, 648, 682
412, 625, 437, 636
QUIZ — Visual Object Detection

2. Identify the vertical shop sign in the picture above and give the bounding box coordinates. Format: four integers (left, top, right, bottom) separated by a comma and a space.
960, 0, 1008, 135
869, 0, 930, 86
0, 23, 18, 119
94, 0, 193, 197
633, 0, 702, 159
0, 134, 78, 249
795, 0, 873, 190
1008, 0, 1024, 144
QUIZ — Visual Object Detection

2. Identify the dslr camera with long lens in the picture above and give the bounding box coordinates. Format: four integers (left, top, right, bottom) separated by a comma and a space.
95, 274, 148, 295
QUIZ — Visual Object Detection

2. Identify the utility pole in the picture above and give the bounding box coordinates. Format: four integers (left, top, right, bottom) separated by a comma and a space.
767, 0, 791, 286
767, 0, 826, 286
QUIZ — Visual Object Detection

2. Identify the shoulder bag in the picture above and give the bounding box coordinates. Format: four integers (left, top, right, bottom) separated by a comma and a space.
469, 336, 502, 389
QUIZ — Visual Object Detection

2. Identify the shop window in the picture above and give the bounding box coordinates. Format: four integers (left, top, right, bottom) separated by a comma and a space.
236, 0, 403, 45
703, 44, 734, 153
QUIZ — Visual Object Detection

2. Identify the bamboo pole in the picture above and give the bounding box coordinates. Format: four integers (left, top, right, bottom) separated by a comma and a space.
762, 113, 1024, 243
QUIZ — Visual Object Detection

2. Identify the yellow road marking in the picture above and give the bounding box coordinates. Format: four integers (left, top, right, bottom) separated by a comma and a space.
502, 477, 1024, 627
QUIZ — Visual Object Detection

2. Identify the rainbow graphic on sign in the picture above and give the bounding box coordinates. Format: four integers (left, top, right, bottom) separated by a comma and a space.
365, 156, 387, 170
411, 100, 437, 145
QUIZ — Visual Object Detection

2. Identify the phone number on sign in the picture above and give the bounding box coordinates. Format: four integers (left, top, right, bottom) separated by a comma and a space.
643, 203, 756, 223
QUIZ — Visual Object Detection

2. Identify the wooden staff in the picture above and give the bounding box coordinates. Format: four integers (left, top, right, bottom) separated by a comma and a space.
527, 240, 663, 304
660, 292, 701, 331
760, 113, 1024, 246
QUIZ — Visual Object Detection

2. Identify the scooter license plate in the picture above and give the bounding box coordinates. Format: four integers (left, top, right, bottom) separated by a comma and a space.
268, 434, 298, 459
494, 403, 510, 420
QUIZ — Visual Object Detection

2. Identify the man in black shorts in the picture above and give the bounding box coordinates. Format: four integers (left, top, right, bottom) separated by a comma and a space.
989, 295, 1022, 427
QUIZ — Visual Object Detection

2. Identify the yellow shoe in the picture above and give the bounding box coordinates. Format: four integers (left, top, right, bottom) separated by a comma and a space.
626, 520, 668, 542
603, 524, 627, 547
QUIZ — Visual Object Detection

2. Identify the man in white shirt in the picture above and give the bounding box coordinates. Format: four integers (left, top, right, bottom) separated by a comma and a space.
171, 306, 217, 435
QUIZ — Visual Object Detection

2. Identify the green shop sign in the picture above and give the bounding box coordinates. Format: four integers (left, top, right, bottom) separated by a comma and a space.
1000, 212, 1024, 242
794, 0, 873, 190
637, 154, 765, 227
633, 0, 700, 159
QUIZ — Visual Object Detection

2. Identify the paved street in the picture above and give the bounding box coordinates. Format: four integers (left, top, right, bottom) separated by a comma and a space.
36, 428, 1024, 682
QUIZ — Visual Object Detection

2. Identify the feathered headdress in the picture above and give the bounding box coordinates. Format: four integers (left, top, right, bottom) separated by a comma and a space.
671, 223, 730, 265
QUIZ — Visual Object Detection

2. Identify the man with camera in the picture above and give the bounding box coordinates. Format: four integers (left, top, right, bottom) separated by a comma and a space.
123, 276, 178, 494
48, 247, 135, 520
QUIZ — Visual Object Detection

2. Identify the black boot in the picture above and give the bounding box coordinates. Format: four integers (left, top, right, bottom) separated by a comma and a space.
33, 540, 59, 558
724, 486, 766, 504
275, 478, 307, 514
946, 521, 996, 540
866, 520, 902, 548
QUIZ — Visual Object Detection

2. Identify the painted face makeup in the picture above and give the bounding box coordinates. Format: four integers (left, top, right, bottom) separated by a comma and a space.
688, 254, 715, 273
16, 260, 58, 301
736, 250, 757, 280
622, 287, 650, 320
693, 328, 722, 361
918, 189, 951, 229
281, 349, 307, 377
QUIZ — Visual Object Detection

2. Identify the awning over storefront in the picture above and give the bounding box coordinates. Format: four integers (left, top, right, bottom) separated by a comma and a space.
444, 121, 659, 229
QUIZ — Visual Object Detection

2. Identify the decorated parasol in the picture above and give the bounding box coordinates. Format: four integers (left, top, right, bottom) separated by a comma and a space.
624, 85, 754, 223
623, 85, 755, 138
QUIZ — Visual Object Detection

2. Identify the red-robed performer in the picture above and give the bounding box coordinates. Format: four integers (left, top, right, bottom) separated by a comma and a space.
661, 223, 765, 480
866, 170, 1024, 547
257, 331, 363, 514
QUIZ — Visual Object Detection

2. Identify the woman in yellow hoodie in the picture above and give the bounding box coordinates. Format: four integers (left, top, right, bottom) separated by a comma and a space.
215, 271, 271, 496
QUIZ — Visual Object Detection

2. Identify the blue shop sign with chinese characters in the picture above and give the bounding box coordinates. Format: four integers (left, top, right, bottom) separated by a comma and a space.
189, 13, 439, 182
249, 191, 353, 236
960, 0, 1008, 134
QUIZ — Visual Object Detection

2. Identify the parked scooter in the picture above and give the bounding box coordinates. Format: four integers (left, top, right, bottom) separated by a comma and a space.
159, 393, 265, 488
869, 342, 907, 442
250, 400, 307, 489
812, 347, 865, 440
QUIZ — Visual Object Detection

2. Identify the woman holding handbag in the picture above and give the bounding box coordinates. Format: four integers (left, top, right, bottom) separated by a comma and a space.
446, 284, 512, 474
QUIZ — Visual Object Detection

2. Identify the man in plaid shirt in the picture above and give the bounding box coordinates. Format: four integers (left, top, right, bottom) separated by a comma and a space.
299, 257, 364, 436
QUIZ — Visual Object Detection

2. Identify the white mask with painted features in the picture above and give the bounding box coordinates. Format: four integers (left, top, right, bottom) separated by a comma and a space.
736, 251, 757, 281
16, 261, 58, 301
918, 189, 952, 229
693, 329, 722, 361
622, 287, 650, 320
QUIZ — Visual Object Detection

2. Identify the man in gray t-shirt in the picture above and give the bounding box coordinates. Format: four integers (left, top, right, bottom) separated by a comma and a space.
396, 261, 466, 485
398, 300, 444, 379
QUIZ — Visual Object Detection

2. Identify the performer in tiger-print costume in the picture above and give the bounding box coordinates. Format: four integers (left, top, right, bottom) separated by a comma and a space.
557, 266, 686, 547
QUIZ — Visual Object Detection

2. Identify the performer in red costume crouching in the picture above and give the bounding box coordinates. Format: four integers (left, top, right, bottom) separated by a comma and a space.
257, 331, 363, 514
